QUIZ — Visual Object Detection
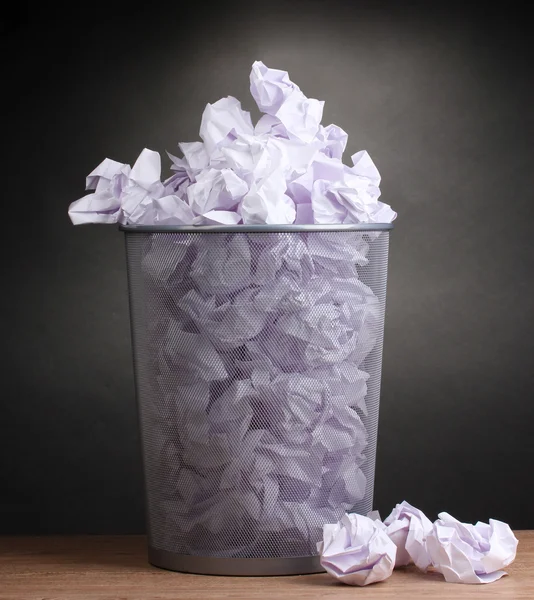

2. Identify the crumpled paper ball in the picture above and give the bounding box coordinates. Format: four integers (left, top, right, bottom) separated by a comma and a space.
317, 513, 397, 586
382, 500, 434, 569
426, 512, 518, 584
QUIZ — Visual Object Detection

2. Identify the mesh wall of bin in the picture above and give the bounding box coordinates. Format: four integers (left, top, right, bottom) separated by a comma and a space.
122, 223, 392, 576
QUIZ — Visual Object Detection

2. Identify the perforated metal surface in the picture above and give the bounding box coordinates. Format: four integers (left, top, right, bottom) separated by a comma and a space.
124, 229, 389, 560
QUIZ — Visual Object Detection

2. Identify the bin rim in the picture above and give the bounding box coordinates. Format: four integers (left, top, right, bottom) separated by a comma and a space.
119, 223, 394, 234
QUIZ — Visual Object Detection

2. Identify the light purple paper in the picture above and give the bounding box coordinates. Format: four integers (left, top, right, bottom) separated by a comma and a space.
130, 228, 382, 548
68, 158, 130, 224
383, 500, 434, 569
199, 96, 254, 154
68, 61, 396, 227
186, 168, 247, 215
426, 512, 518, 584
318, 513, 397, 586
369, 502, 519, 585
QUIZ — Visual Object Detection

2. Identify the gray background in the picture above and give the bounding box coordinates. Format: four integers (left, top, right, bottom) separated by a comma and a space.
2, 0, 533, 533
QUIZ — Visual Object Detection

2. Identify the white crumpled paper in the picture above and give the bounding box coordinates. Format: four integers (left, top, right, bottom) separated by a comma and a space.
318, 513, 397, 586
382, 500, 434, 569
68, 158, 130, 224
426, 512, 518, 584
69, 61, 396, 226
366, 503, 518, 586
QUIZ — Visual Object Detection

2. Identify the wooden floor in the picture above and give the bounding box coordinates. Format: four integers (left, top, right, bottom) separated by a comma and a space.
0, 532, 532, 599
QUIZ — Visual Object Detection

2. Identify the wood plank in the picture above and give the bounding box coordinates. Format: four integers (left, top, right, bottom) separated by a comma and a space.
0, 532, 532, 599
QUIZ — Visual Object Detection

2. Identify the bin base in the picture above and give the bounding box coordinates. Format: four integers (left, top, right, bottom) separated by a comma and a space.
148, 546, 324, 576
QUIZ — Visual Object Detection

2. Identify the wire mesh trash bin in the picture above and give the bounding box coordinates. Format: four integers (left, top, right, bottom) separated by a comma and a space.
121, 223, 392, 576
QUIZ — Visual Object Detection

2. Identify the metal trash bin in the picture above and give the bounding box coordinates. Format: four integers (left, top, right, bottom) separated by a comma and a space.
121, 223, 392, 575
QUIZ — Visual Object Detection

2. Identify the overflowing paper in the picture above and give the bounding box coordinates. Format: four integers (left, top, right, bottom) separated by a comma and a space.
318, 513, 397, 585
68, 61, 396, 226
68, 60, 397, 561
426, 512, 518, 584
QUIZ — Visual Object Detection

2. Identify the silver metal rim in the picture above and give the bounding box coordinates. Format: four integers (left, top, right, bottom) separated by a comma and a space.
119, 223, 394, 233
148, 547, 324, 576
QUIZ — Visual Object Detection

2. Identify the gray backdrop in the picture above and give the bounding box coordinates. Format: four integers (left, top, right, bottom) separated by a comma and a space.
2, 1, 533, 533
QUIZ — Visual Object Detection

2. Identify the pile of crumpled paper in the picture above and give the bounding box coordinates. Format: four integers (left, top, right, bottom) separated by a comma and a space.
68, 61, 396, 226
319, 501, 518, 585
